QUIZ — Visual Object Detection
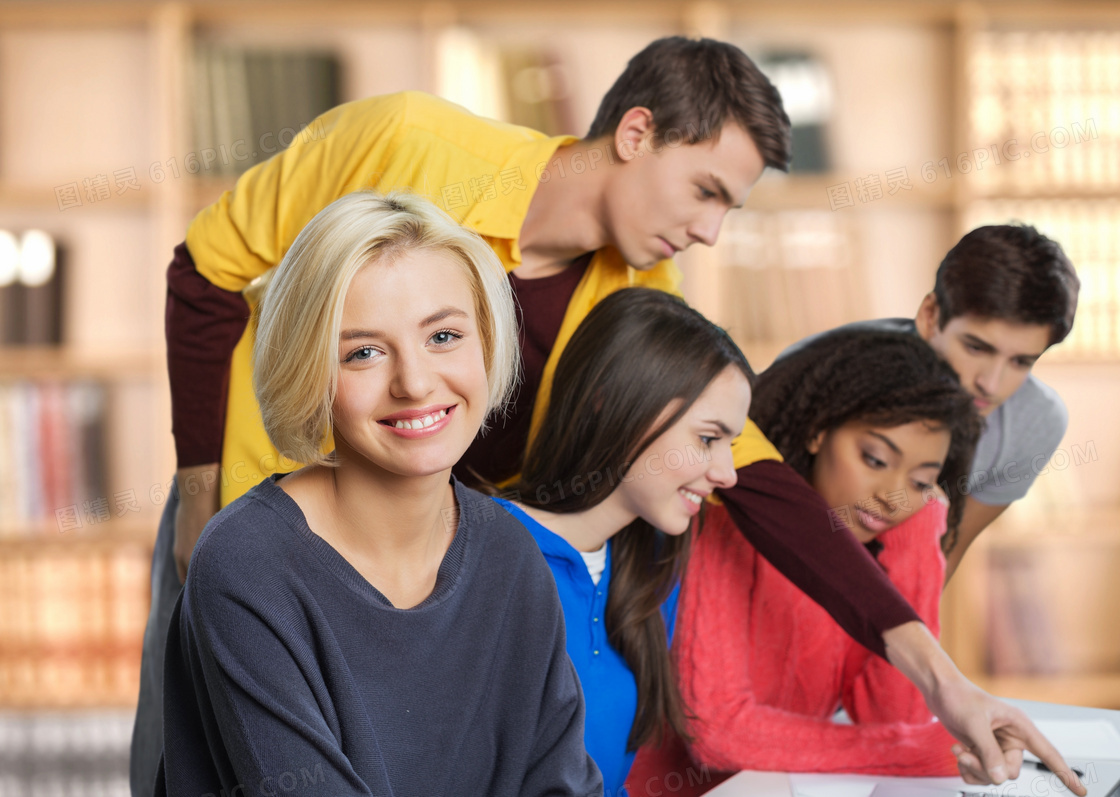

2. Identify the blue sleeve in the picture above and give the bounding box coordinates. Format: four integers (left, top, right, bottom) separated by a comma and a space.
660, 580, 682, 646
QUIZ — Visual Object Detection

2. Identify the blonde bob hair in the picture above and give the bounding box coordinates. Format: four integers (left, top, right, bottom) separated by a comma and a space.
252, 190, 519, 467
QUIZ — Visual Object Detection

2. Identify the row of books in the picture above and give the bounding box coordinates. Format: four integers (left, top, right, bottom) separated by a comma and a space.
0, 249, 63, 346
968, 30, 1120, 192
0, 381, 106, 535
0, 710, 131, 795
0, 545, 148, 708
965, 199, 1120, 358
192, 45, 340, 177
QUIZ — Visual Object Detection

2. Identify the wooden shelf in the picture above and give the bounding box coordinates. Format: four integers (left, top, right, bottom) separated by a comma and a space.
0, 517, 157, 549
966, 186, 1120, 203
978, 674, 1120, 711
983, 506, 1120, 546
0, 181, 152, 212
747, 173, 954, 212
0, 347, 159, 381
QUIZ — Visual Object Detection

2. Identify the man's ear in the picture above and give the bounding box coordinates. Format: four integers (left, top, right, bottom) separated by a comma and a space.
806, 430, 826, 456
915, 292, 941, 341
614, 107, 655, 162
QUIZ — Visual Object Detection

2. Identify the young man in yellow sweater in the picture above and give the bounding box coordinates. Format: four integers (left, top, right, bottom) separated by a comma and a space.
133, 36, 1083, 797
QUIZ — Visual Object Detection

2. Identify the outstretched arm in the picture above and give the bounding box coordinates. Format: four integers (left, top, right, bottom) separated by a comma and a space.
718, 459, 919, 660
719, 460, 1085, 792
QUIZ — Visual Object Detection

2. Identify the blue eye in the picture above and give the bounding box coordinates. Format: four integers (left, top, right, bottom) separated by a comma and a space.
699, 187, 716, 200
700, 435, 719, 447
344, 346, 377, 363
431, 329, 464, 347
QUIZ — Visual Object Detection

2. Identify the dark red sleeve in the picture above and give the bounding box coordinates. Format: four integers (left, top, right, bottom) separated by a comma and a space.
717, 459, 921, 660
165, 242, 250, 468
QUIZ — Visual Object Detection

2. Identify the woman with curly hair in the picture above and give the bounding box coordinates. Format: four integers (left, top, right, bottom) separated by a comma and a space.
628, 329, 983, 795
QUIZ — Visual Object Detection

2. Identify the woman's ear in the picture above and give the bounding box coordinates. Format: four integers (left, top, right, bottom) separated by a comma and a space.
806, 430, 826, 455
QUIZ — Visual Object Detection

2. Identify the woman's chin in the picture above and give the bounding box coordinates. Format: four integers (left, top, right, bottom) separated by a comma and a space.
851, 527, 879, 545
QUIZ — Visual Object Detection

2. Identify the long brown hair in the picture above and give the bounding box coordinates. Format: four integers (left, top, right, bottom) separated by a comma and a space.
514, 288, 753, 750
749, 329, 982, 554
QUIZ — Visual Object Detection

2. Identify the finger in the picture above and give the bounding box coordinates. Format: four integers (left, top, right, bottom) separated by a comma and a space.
1003, 746, 1024, 780
955, 750, 992, 785
1009, 715, 1087, 796
970, 725, 1011, 784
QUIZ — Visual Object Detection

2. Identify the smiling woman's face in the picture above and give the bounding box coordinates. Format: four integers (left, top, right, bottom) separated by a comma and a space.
331, 248, 490, 478
807, 420, 950, 543
612, 365, 751, 535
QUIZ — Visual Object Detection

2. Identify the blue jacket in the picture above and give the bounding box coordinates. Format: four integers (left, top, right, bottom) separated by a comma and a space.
494, 497, 680, 797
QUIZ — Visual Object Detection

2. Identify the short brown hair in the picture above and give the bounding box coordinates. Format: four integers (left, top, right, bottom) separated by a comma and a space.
587, 36, 792, 171
934, 224, 1079, 346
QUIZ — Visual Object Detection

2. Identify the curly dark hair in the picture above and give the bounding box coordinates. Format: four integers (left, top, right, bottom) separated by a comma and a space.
750, 330, 983, 553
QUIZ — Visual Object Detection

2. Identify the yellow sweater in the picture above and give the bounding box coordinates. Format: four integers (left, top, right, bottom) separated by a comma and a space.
185, 92, 779, 506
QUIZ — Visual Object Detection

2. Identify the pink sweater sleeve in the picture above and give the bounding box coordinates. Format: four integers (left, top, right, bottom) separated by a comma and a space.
842, 504, 958, 756
676, 506, 959, 777
682, 653, 960, 776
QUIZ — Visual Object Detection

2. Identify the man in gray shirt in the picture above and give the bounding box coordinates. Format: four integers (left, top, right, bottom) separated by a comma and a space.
782, 224, 1079, 580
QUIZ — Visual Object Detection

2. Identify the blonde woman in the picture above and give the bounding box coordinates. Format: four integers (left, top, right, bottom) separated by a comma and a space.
154, 191, 602, 797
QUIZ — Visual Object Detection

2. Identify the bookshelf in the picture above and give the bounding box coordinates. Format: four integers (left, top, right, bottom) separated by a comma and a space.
941, 7, 1120, 709
0, 0, 1116, 719
0, 6, 178, 711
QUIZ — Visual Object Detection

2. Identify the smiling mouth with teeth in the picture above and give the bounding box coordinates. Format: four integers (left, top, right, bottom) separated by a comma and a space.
382, 407, 449, 430
680, 488, 703, 505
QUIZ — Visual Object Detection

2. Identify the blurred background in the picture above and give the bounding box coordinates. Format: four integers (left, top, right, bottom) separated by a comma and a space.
0, 0, 1117, 793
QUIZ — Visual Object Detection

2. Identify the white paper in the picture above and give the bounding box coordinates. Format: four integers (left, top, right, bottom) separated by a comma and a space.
789, 773, 878, 797
870, 785, 963, 797
1025, 720, 1120, 762
704, 770, 794, 797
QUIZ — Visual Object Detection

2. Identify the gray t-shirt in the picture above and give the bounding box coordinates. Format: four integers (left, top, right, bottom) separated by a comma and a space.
777, 318, 1068, 506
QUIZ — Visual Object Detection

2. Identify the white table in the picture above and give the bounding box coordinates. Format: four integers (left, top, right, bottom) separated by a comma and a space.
706, 699, 1120, 797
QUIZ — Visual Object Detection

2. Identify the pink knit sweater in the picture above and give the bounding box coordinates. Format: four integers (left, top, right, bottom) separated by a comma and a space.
627, 501, 959, 797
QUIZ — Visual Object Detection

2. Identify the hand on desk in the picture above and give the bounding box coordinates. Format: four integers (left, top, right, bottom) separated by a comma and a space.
883, 621, 1086, 796
937, 682, 1085, 795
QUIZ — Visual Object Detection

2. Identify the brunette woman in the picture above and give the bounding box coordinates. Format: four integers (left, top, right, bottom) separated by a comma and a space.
492, 288, 755, 795
628, 329, 983, 795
